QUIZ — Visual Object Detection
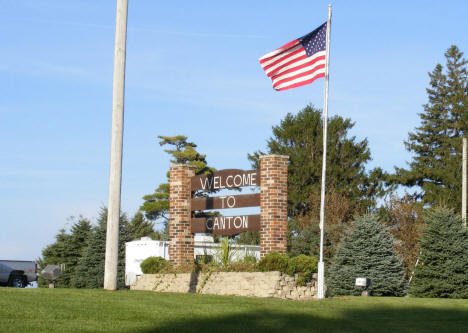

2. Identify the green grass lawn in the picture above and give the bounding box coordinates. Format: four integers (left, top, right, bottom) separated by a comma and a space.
0, 288, 467, 333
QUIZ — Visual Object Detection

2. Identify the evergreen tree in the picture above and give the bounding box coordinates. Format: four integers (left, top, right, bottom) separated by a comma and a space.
72, 208, 131, 289
287, 219, 318, 258
248, 105, 387, 259
393, 46, 468, 210
327, 215, 407, 296
128, 211, 154, 240
248, 105, 387, 220
286, 217, 342, 263
37, 217, 91, 288
37, 228, 73, 288
410, 208, 468, 298
65, 218, 92, 285
140, 183, 170, 222
140, 135, 215, 234
236, 231, 259, 245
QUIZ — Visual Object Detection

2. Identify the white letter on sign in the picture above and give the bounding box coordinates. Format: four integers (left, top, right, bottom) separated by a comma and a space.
219, 217, 225, 229
250, 172, 257, 186
206, 218, 213, 230
219, 196, 226, 208
233, 216, 242, 229
233, 175, 242, 187
226, 175, 233, 187
226, 216, 233, 229
226, 196, 236, 208
213, 176, 220, 189
242, 173, 251, 186
201, 177, 212, 190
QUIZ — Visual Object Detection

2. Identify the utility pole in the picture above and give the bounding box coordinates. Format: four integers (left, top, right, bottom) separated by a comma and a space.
463, 137, 467, 227
104, 0, 128, 291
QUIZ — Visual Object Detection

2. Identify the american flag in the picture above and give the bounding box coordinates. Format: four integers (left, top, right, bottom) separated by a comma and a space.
259, 22, 327, 91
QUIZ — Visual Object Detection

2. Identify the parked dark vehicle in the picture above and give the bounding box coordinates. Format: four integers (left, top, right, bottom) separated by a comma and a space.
0, 260, 37, 287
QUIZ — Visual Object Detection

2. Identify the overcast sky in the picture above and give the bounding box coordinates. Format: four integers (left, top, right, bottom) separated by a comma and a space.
1, 0, 467, 260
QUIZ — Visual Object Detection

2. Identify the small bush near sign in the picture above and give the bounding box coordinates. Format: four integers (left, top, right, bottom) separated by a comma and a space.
258, 251, 290, 273
139, 251, 318, 286
257, 252, 318, 286
287, 255, 318, 285
242, 255, 257, 264
140, 256, 169, 274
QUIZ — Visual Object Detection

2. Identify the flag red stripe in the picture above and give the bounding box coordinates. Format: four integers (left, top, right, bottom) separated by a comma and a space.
266, 53, 308, 77
262, 47, 305, 72
259, 40, 300, 64
271, 55, 325, 81
273, 63, 326, 88
275, 72, 325, 91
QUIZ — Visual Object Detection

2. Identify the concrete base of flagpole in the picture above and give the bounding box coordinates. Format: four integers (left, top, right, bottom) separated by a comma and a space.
317, 261, 325, 299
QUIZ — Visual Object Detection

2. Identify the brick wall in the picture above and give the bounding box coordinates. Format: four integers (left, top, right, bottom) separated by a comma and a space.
169, 164, 195, 265
259, 155, 289, 258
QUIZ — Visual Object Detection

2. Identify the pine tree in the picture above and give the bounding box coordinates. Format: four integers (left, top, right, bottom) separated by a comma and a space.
393, 46, 468, 210
128, 211, 154, 240
410, 208, 468, 298
38, 217, 92, 288
72, 213, 106, 289
248, 105, 387, 220
248, 105, 387, 259
236, 231, 260, 245
140, 135, 215, 233
38, 229, 73, 288
327, 215, 407, 296
72, 208, 131, 289
64, 218, 91, 286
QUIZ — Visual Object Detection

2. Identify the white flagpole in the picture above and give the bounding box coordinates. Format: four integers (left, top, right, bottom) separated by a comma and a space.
317, 4, 332, 300
104, 0, 128, 291
463, 137, 467, 227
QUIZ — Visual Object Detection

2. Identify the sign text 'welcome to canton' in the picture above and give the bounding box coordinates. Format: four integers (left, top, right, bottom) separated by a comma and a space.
191, 169, 260, 235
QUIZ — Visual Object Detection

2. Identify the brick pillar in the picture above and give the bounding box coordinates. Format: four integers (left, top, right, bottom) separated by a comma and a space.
260, 155, 289, 258
169, 164, 195, 265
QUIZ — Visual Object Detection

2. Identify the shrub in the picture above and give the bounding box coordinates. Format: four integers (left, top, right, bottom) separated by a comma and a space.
327, 214, 407, 296
214, 237, 237, 268
225, 260, 257, 272
140, 256, 170, 274
243, 255, 257, 264
287, 255, 318, 285
164, 261, 195, 274
410, 208, 468, 298
257, 251, 289, 272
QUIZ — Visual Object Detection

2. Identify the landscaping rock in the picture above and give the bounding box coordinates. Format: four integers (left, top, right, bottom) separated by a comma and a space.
131, 271, 321, 300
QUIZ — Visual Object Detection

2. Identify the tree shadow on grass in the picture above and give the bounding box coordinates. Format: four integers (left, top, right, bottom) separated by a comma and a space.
130, 305, 468, 333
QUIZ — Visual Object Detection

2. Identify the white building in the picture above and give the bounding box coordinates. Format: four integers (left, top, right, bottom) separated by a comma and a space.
125, 235, 260, 286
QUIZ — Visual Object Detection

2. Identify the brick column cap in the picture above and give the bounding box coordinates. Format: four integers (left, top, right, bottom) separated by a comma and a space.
169, 164, 197, 169
259, 154, 289, 160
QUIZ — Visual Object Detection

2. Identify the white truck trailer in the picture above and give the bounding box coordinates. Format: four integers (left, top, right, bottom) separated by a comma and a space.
0, 260, 37, 288
125, 236, 260, 286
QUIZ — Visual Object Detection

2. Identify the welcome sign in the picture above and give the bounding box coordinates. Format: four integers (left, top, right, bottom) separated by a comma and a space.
191, 169, 261, 235
191, 169, 260, 191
